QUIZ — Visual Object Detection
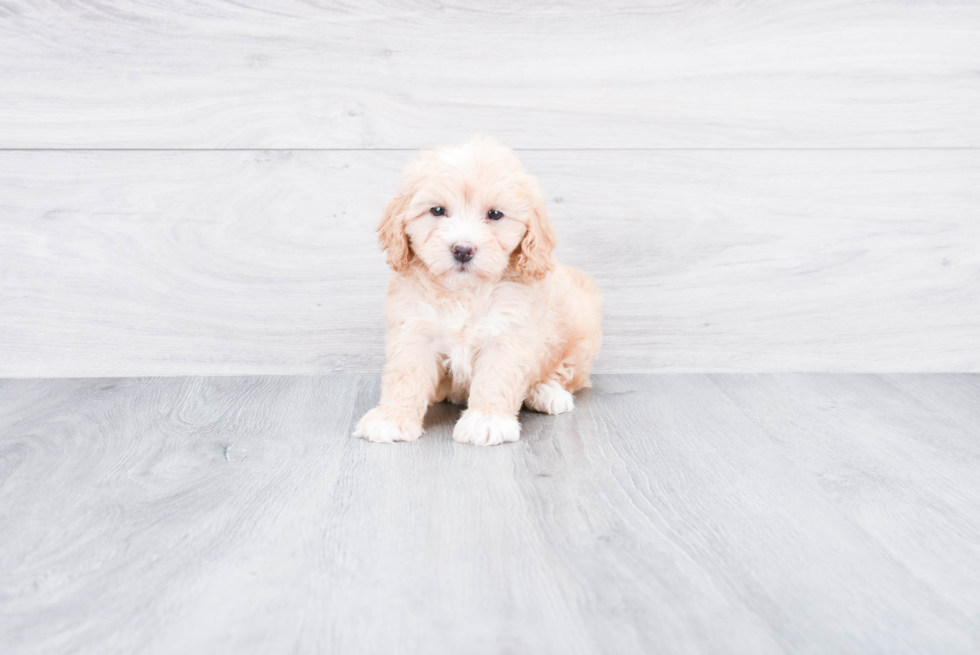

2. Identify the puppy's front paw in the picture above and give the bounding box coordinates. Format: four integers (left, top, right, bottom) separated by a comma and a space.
453, 411, 520, 447
353, 407, 422, 443
524, 381, 575, 415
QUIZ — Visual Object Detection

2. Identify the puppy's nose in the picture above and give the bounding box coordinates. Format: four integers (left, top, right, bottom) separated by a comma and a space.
452, 244, 475, 263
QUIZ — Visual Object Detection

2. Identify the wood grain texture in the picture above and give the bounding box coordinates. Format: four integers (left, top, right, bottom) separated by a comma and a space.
1, 149, 978, 376
1, 374, 979, 654
1, 0, 979, 148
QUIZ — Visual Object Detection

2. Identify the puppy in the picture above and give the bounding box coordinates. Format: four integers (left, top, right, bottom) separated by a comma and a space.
353, 136, 602, 446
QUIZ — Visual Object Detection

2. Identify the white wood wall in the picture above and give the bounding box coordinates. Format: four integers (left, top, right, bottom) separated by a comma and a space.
1, 1, 978, 376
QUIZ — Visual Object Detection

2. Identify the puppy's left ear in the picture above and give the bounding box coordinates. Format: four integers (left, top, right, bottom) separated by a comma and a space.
514, 187, 557, 281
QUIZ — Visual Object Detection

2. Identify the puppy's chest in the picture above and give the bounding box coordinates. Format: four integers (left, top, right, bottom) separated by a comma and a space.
427, 301, 512, 379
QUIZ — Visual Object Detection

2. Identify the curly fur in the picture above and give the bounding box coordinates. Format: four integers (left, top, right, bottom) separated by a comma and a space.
353, 136, 602, 446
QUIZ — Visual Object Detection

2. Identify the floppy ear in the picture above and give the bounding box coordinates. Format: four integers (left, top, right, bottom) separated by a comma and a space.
514, 192, 557, 281
377, 188, 414, 273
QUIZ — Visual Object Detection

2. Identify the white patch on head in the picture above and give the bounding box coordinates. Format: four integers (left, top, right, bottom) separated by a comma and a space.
439, 143, 474, 170
453, 410, 521, 446
444, 214, 480, 249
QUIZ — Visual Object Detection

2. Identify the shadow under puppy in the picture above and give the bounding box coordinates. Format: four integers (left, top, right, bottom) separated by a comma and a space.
354, 136, 602, 446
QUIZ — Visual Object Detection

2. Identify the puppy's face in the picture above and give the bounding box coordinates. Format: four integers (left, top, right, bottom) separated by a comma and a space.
378, 137, 557, 286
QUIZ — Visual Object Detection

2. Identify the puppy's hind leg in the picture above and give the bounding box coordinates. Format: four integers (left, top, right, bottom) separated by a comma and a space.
524, 380, 575, 415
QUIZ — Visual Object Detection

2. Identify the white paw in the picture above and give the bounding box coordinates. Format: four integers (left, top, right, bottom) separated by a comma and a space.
353, 407, 422, 443
524, 382, 575, 415
453, 411, 521, 446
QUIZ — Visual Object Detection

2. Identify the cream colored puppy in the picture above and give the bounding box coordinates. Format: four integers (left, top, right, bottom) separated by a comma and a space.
353, 136, 602, 446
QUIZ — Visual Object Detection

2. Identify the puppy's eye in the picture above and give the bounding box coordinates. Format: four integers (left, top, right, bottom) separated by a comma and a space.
487, 209, 503, 220
430, 206, 446, 217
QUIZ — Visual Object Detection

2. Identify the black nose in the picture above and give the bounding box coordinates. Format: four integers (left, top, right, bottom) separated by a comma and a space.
452, 244, 475, 263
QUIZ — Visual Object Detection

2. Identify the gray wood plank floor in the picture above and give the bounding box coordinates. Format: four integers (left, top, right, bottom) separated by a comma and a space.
2, 374, 978, 654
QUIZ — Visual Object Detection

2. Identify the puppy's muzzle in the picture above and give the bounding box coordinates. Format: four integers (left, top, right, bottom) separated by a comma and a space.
452, 244, 475, 263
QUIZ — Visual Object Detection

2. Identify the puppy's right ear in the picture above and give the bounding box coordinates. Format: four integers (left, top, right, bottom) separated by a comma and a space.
377, 188, 414, 273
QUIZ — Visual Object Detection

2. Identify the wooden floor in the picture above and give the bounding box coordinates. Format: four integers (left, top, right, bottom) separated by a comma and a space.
2, 374, 979, 654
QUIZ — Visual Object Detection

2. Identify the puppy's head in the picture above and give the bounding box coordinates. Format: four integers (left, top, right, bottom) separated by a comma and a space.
377, 136, 556, 286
